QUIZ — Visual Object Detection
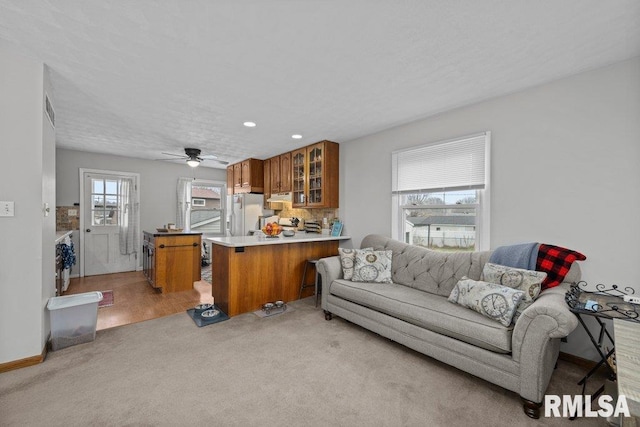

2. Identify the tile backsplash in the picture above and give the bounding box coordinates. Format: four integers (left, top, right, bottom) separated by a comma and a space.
56, 206, 80, 231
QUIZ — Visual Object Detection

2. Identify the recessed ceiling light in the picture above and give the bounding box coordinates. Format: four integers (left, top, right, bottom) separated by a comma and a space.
243, 121, 256, 128
292, 134, 302, 139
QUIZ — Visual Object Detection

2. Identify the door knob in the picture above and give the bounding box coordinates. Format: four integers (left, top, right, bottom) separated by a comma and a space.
86, 228, 91, 232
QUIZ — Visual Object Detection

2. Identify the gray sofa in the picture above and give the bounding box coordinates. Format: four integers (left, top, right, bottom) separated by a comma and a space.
317, 234, 579, 419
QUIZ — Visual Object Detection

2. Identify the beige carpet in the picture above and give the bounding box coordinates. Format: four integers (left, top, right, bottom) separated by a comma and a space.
1, 298, 607, 426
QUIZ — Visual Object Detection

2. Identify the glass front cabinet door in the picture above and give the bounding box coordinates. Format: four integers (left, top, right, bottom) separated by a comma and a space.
292, 140, 339, 209
292, 148, 306, 206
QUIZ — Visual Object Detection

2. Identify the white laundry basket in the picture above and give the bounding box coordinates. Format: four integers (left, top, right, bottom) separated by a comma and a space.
47, 291, 103, 350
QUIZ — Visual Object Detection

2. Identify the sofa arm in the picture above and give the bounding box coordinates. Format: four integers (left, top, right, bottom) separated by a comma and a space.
317, 256, 342, 309
511, 283, 578, 362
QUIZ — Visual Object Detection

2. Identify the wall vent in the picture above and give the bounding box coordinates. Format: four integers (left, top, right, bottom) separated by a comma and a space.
45, 94, 55, 128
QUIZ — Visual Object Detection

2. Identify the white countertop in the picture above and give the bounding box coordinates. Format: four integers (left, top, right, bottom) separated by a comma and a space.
55, 230, 73, 244
206, 233, 350, 248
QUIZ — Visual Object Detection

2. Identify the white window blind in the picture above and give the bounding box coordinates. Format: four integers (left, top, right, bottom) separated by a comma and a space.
392, 133, 489, 194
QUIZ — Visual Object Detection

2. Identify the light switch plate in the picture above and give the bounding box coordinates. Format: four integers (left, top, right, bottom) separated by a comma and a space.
0, 201, 15, 217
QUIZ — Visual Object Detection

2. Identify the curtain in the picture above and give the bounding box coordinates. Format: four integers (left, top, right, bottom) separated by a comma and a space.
176, 177, 192, 229
118, 177, 140, 255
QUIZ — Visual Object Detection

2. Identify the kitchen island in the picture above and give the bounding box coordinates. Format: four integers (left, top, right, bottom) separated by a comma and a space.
143, 231, 202, 293
206, 233, 349, 316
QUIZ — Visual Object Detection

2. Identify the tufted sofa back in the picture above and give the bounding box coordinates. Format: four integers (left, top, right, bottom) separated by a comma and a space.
360, 234, 492, 297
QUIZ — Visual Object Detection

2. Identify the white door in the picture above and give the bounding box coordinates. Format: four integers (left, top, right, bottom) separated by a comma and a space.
82, 171, 138, 276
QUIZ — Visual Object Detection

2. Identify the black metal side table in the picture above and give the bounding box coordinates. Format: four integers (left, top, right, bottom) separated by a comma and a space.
564, 282, 639, 419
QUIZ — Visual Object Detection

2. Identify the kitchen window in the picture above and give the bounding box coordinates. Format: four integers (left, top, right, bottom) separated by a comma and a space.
391, 132, 490, 251
184, 180, 226, 236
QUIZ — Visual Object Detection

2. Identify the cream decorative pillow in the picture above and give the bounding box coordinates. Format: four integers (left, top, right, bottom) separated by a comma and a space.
352, 249, 393, 283
338, 248, 372, 280
482, 263, 546, 320
448, 277, 524, 327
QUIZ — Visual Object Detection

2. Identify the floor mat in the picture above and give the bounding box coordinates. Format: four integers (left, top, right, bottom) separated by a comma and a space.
186, 304, 229, 327
99, 290, 114, 308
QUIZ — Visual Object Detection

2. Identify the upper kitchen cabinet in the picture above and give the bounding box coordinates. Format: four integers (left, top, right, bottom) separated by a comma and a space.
292, 140, 339, 208
226, 165, 234, 195
228, 158, 264, 194
269, 152, 292, 194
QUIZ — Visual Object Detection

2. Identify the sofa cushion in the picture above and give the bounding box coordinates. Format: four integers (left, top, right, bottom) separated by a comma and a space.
448, 277, 524, 327
352, 250, 393, 283
338, 248, 372, 280
361, 234, 492, 297
329, 278, 513, 353
481, 263, 546, 321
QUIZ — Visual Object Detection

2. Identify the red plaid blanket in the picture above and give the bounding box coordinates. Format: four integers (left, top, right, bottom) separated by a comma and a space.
536, 244, 586, 289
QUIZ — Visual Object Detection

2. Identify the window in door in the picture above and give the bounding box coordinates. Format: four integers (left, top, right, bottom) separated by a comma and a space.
90, 178, 120, 226
188, 181, 225, 235
392, 132, 490, 252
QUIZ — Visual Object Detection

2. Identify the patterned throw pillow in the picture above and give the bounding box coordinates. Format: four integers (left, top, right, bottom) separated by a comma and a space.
536, 244, 586, 289
352, 249, 393, 283
482, 263, 546, 320
448, 277, 524, 327
338, 248, 372, 280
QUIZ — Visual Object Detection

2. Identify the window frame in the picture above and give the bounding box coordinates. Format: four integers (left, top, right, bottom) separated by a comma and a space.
186, 180, 226, 236
391, 132, 490, 251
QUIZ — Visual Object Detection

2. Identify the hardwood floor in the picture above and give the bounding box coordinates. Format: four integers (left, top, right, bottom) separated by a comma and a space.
65, 271, 213, 331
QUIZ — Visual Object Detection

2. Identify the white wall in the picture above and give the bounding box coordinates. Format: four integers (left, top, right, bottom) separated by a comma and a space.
340, 57, 640, 359
56, 149, 227, 269
0, 41, 54, 364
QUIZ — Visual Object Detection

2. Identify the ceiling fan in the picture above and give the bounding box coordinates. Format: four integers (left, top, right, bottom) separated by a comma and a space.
158, 148, 229, 168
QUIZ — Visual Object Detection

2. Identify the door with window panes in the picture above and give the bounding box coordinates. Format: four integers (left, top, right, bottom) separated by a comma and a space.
83, 172, 138, 276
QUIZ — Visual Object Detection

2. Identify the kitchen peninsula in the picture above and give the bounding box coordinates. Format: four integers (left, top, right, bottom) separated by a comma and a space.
206, 233, 349, 316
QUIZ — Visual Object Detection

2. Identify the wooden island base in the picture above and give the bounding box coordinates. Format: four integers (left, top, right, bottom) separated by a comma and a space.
211, 239, 339, 316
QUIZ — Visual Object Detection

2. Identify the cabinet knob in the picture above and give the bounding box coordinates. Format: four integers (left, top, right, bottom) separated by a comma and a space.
86, 228, 91, 232
159, 244, 165, 248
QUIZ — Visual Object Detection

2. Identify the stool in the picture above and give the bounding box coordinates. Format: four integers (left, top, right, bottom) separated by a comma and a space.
299, 259, 320, 307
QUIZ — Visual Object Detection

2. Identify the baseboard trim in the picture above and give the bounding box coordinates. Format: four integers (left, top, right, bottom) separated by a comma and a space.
558, 351, 601, 371
0, 342, 48, 374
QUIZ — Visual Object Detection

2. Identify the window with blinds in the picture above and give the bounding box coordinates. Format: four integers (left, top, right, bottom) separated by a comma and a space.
391, 132, 490, 251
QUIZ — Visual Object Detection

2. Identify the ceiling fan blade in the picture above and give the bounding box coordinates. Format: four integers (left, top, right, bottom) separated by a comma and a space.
199, 154, 219, 160
207, 158, 229, 165
161, 152, 188, 158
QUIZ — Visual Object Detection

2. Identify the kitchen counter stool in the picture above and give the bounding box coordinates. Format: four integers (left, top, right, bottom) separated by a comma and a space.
299, 259, 321, 307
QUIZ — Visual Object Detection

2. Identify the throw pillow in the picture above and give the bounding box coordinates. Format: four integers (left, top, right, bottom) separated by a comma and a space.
352, 249, 393, 283
338, 248, 372, 280
482, 263, 546, 320
536, 244, 586, 289
448, 277, 524, 327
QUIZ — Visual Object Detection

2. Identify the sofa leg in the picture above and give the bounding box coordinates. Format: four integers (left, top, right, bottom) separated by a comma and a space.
324, 310, 333, 321
521, 398, 541, 419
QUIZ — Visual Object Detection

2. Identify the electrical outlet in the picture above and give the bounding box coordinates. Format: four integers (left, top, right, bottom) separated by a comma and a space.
68, 208, 78, 216
623, 295, 640, 305
0, 201, 15, 217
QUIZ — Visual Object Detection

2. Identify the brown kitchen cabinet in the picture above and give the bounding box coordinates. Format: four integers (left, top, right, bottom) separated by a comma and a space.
270, 152, 291, 193
226, 165, 234, 195
263, 157, 272, 208
142, 231, 202, 293
292, 140, 339, 208
228, 158, 264, 194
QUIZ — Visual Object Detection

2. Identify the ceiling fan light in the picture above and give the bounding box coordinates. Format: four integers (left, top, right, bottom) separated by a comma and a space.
187, 158, 200, 167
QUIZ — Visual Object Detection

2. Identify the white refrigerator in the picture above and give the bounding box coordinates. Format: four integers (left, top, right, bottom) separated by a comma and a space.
227, 193, 273, 236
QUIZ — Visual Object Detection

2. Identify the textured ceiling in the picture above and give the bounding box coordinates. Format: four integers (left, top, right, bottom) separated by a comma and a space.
1, 1, 639, 168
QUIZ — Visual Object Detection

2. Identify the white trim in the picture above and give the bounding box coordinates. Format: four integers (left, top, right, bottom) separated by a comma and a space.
79, 168, 140, 277
390, 131, 491, 251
